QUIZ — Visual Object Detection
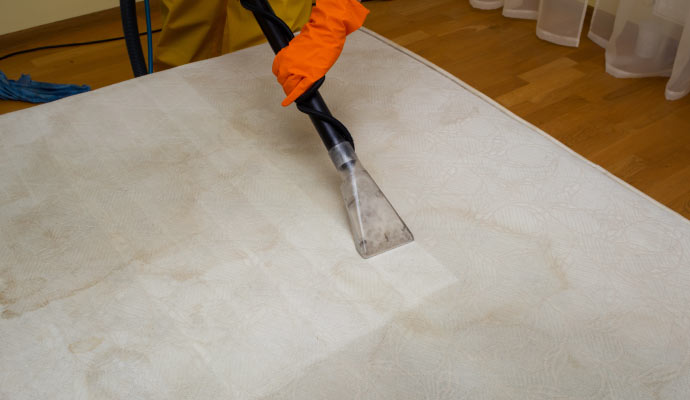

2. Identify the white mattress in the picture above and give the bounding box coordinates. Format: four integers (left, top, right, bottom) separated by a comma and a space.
1, 29, 689, 399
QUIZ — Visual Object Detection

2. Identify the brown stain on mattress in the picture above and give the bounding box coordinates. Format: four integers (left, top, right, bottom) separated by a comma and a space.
2, 309, 19, 319
549, 253, 569, 291
69, 337, 104, 353
0, 238, 205, 319
0, 135, 219, 319
1, 261, 128, 320
86, 348, 151, 397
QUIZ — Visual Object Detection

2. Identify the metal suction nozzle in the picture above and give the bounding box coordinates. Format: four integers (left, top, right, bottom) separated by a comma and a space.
329, 142, 414, 258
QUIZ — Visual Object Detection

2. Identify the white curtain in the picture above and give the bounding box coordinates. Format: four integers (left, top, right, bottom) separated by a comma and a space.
469, 0, 690, 100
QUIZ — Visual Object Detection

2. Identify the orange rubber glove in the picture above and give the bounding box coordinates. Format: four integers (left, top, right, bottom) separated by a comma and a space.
272, 0, 369, 106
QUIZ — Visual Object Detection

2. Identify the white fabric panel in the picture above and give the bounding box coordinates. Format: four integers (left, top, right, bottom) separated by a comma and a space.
666, 9, 690, 100
2, 29, 690, 399
654, 0, 689, 26
536, 0, 589, 46
469, 0, 503, 10
604, 1, 681, 77
598, 0, 690, 100
588, 0, 620, 47
503, 0, 539, 20
470, 0, 690, 99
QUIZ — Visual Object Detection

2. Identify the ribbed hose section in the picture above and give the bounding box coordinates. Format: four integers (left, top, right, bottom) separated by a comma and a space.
120, 0, 148, 77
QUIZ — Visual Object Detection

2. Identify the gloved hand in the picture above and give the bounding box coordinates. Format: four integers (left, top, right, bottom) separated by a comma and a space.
272, 0, 369, 106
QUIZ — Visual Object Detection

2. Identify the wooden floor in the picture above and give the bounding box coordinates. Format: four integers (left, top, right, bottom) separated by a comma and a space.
0, 0, 162, 114
1, 0, 689, 218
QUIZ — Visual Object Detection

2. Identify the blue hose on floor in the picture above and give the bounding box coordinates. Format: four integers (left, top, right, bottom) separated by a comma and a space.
144, 0, 153, 74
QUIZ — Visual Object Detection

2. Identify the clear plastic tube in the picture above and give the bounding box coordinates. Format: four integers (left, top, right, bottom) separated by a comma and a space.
329, 143, 414, 258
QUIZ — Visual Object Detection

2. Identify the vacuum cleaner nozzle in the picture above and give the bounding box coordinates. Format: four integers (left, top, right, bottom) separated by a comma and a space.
241, 0, 411, 258
329, 142, 414, 258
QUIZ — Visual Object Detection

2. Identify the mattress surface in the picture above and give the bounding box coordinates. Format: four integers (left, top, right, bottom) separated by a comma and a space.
1, 29, 689, 399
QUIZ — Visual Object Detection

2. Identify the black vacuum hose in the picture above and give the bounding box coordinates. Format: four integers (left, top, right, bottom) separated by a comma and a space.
120, 0, 148, 77
240, 0, 355, 150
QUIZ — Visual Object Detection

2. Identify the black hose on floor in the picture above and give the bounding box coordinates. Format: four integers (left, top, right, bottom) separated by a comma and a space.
120, 0, 148, 77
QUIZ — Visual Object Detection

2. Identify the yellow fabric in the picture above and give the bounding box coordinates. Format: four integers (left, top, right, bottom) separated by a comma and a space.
155, 0, 312, 70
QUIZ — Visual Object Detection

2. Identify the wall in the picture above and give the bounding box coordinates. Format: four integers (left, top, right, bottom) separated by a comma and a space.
0, 0, 130, 35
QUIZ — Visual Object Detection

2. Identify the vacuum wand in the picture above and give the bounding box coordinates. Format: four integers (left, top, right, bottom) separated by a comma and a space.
241, 0, 414, 258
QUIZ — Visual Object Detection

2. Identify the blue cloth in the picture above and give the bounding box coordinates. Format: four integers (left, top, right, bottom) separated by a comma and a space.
0, 70, 90, 103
